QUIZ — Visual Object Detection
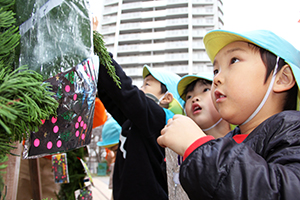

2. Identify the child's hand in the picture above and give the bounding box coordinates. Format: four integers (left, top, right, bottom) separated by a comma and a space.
157, 114, 206, 156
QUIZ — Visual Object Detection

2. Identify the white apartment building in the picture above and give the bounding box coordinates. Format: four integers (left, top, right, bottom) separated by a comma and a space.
97, 0, 224, 86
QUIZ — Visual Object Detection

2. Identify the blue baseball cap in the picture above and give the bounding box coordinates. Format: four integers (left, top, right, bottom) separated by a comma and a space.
143, 65, 185, 114
97, 117, 121, 148
203, 29, 300, 89
177, 71, 213, 101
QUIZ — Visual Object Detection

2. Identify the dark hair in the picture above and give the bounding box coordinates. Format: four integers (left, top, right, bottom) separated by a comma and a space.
160, 82, 167, 94
182, 79, 212, 101
249, 43, 298, 110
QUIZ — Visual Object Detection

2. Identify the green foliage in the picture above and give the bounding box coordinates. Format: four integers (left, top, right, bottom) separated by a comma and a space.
0, 66, 59, 144
93, 30, 121, 88
0, 1, 20, 67
0, 0, 59, 199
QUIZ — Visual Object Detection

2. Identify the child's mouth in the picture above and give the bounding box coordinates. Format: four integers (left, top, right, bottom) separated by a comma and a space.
215, 90, 226, 102
192, 104, 202, 114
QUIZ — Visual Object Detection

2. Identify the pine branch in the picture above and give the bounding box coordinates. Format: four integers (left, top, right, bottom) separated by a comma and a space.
93, 30, 121, 88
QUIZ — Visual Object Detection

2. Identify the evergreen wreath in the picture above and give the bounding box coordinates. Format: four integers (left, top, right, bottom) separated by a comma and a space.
0, 0, 59, 198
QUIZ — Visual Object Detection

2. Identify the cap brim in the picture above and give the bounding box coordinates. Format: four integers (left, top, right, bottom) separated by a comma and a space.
204, 30, 254, 63
177, 73, 213, 100
177, 75, 200, 100
97, 141, 118, 148
143, 65, 151, 79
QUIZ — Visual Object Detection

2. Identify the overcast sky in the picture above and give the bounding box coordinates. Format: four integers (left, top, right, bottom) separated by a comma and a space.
89, 0, 300, 50
222, 0, 300, 50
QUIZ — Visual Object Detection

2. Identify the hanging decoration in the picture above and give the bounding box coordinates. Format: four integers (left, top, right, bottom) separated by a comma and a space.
52, 153, 69, 184
23, 56, 99, 158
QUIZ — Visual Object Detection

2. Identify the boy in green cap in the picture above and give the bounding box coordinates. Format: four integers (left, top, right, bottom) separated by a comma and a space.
158, 29, 300, 199
97, 54, 183, 200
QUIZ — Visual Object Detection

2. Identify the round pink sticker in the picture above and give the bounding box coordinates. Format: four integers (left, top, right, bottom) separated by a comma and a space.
57, 140, 62, 148
78, 116, 82, 122
65, 85, 70, 93
34, 138, 40, 147
75, 122, 79, 129
53, 125, 59, 133
80, 121, 84, 127
73, 94, 77, 101
51, 117, 57, 124
75, 130, 80, 137
81, 134, 85, 140
83, 123, 87, 130
47, 141, 53, 149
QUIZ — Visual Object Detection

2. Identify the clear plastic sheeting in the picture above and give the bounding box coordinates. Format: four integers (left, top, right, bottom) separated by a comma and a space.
16, 0, 93, 79
16, 0, 100, 159
23, 55, 99, 159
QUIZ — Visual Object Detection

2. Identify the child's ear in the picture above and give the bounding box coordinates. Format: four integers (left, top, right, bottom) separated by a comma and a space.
273, 65, 296, 92
160, 92, 174, 105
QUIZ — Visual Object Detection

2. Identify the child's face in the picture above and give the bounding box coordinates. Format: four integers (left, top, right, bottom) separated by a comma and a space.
140, 75, 163, 100
185, 81, 221, 130
211, 41, 271, 125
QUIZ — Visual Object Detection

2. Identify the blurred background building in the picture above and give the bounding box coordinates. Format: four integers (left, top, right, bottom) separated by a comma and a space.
93, 0, 224, 86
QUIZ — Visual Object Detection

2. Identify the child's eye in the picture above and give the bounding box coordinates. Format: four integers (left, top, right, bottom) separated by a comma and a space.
213, 69, 219, 75
230, 57, 240, 64
186, 95, 192, 101
203, 88, 210, 92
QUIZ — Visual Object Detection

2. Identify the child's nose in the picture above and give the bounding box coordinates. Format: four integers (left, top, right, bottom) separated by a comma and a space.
192, 96, 200, 103
213, 73, 223, 87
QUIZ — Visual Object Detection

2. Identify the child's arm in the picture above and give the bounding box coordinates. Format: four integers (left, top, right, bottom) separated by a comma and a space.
97, 54, 166, 133
163, 111, 300, 199
157, 114, 208, 156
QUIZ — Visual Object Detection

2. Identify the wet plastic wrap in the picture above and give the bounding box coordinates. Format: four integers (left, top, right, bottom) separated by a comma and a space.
16, 0, 93, 80
16, 0, 100, 159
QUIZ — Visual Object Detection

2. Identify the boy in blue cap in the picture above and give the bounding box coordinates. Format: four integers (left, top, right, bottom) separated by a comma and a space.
97, 116, 121, 199
158, 29, 300, 199
97, 54, 183, 200
166, 72, 231, 199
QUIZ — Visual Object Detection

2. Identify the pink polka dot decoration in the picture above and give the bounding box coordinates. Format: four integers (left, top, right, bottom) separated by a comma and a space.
73, 94, 77, 101
65, 85, 70, 93
34, 138, 40, 147
53, 125, 59, 133
47, 141, 53, 149
75, 122, 79, 129
75, 130, 80, 137
80, 121, 84, 127
51, 116, 57, 124
81, 134, 85, 140
83, 123, 87, 130
57, 140, 62, 148
78, 116, 82, 122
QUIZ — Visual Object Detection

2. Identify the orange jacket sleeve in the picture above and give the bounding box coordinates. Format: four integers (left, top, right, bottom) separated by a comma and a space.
93, 97, 107, 128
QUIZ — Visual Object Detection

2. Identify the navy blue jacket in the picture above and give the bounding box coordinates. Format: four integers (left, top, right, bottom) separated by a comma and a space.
180, 110, 300, 200
97, 55, 172, 200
